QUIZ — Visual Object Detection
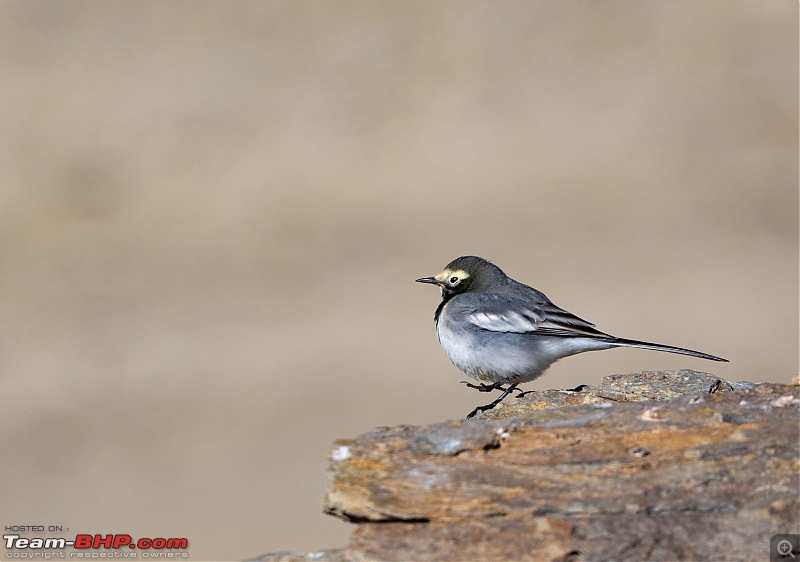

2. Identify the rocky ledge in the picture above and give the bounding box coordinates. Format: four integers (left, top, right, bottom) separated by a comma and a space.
257, 370, 799, 561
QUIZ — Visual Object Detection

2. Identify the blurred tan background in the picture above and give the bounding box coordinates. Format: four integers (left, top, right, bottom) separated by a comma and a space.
1, 1, 797, 560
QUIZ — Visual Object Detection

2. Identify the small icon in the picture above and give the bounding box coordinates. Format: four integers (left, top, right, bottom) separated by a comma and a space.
778, 540, 796, 558
772, 535, 800, 561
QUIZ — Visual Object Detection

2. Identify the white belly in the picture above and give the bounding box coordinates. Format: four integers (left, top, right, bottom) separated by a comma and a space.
436, 309, 554, 384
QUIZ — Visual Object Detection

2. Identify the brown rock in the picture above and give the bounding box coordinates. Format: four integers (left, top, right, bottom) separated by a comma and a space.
479, 369, 754, 418
263, 371, 800, 560
249, 549, 346, 562
348, 517, 575, 561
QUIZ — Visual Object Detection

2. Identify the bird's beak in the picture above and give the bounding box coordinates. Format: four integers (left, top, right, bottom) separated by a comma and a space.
415, 276, 440, 285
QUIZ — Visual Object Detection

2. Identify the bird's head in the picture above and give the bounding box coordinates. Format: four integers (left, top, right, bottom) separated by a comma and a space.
416, 255, 506, 298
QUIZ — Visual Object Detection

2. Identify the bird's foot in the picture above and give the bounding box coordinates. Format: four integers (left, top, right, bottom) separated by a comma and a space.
461, 380, 511, 393
465, 384, 519, 419
461, 380, 506, 393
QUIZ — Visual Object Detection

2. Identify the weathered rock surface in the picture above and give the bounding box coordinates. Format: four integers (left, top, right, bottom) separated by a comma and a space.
258, 371, 800, 561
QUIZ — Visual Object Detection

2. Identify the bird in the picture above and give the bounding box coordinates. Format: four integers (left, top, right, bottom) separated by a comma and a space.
416, 256, 728, 418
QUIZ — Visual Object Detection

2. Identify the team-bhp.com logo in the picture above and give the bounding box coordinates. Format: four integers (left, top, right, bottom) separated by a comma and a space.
4, 533, 189, 558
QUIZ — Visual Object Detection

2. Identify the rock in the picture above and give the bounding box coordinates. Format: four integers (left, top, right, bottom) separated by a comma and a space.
248, 548, 346, 561
479, 369, 755, 418
261, 371, 799, 561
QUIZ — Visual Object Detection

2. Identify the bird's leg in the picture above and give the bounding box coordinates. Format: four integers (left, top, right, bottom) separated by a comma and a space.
466, 384, 519, 419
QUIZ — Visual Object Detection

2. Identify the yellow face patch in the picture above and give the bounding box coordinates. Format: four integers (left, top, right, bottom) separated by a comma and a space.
434, 269, 470, 285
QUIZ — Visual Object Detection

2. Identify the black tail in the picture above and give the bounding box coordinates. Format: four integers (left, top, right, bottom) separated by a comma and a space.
604, 337, 728, 362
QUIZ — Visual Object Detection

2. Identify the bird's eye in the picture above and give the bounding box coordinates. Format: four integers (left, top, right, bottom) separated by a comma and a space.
449, 276, 459, 285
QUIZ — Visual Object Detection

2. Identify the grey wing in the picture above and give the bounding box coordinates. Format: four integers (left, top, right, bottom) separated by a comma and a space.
467, 293, 611, 338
